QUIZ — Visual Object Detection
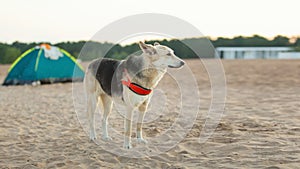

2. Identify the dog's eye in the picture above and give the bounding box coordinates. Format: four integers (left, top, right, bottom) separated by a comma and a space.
166, 53, 171, 56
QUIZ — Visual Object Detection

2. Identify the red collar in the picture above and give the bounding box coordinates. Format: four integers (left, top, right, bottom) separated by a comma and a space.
121, 69, 152, 96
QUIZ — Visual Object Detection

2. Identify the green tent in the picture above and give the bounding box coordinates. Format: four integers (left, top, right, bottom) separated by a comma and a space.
2, 44, 85, 85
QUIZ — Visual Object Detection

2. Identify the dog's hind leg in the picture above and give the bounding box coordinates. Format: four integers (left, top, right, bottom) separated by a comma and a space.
84, 70, 98, 141
100, 94, 113, 141
87, 92, 98, 141
137, 100, 149, 144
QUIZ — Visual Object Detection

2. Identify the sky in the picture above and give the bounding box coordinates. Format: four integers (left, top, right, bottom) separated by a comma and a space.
1, 0, 300, 44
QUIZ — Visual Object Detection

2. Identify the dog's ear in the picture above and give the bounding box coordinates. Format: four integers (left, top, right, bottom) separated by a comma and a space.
139, 41, 156, 55
154, 42, 160, 46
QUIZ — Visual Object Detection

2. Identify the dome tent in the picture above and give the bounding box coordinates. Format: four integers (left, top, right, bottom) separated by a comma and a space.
2, 44, 85, 85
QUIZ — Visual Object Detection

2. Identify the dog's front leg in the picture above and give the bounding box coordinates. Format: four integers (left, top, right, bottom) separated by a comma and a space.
137, 100, 149, 144
124, 107, 133, 149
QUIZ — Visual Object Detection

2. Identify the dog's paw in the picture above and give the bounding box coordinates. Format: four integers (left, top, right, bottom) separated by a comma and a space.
123, 143, 132, 149
89, 132, 97, 141
89, 132, 100, 145
101, 135, 112, 141
137, 137, 148, 144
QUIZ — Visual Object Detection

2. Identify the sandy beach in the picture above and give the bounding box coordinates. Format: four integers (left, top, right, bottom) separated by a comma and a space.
0, 59, 300, 168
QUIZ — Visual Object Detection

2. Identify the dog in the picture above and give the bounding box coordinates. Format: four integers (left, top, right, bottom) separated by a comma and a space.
84, 41, 185, 149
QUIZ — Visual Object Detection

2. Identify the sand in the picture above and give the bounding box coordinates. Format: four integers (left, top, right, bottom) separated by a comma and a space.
0, 59, 300, 168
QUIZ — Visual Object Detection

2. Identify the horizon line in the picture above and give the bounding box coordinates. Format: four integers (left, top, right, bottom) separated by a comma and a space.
1, 34, 300, 46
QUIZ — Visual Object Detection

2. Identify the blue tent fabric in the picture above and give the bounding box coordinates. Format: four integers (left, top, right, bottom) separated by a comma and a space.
2, 44, 85, 85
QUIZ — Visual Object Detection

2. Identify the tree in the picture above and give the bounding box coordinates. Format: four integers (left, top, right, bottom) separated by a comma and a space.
271, 35, 291, 46
0, 35, 298, 64
294, 37, 300, 47
0, 44, 21, 64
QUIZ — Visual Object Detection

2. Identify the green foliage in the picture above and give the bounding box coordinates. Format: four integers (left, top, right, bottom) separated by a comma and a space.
11, 41, 38, 53
294, 38, 300, 47
0, 35, 300, 64
214, 35, 271, 47
294, 46, 300, 52
55, 41, 86, 59
0, 43, 21, 64
270, 35, 290, 46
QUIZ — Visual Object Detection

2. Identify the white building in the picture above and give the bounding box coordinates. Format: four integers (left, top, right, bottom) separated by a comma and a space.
215, 47, 295, 59
278, 52, 300, 59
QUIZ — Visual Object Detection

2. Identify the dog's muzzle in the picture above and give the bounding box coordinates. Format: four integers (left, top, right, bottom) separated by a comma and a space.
168, 61, 185, 68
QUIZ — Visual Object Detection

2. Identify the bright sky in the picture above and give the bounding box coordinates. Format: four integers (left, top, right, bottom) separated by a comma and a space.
1, 0, 300, 44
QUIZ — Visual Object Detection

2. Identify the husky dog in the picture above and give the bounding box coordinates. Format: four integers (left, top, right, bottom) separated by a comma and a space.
84, 41, 185, 149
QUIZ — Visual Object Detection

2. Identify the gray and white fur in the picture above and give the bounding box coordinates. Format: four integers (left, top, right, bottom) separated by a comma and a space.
84, 41, 185, 149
